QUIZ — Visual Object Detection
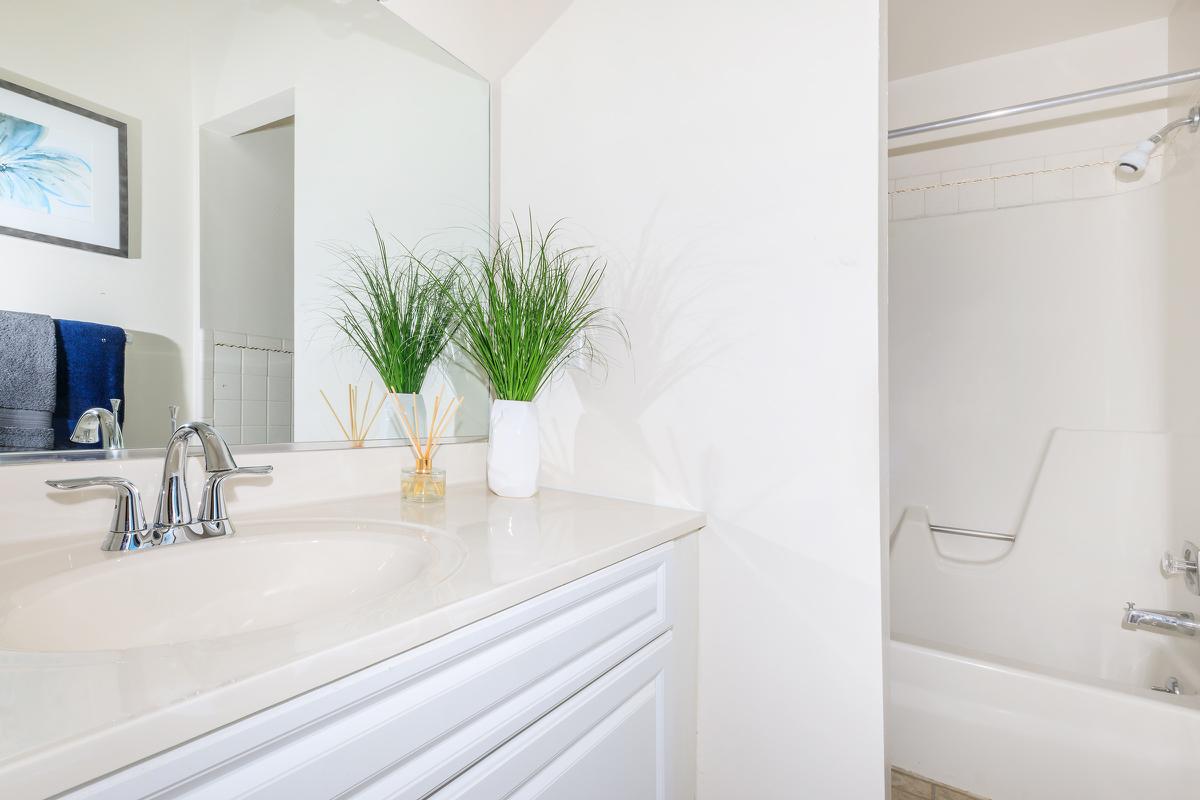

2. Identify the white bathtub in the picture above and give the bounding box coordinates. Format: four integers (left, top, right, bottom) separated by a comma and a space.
890, 638, 1200, 799
890, 430, 1200, 799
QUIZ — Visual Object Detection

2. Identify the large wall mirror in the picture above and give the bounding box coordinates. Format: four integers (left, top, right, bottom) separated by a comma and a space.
0, 0, 489, 461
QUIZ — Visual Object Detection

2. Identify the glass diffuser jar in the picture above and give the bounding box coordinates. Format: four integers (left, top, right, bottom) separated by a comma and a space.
402, 457, 446, 503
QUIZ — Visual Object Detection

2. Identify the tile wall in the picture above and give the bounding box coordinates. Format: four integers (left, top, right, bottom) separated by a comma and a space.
200, 329, 294, 445
889, 145, 1164, 221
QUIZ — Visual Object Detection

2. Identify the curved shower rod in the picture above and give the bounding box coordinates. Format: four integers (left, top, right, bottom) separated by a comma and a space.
889, 67, 1200, 140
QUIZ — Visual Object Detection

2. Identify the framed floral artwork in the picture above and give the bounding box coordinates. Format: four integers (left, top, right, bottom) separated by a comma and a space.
0, 78, 128, 257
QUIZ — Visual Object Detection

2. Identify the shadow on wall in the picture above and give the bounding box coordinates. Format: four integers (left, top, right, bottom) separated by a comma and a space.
537, 211, 730, 508
123, 330, 185, 448
536, 210, 793, 526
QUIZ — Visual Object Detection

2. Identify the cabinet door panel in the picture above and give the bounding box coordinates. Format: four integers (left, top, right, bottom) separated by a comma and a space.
430, 632, 672, 800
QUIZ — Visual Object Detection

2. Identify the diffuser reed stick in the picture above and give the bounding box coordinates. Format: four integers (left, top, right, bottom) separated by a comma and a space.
389, 390, 462, 471
320, 384, 386, 447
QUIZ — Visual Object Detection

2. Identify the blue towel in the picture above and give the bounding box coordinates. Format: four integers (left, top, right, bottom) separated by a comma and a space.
52, 319, 126, 449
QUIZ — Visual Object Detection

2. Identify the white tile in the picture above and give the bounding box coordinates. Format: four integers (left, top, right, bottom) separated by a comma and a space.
994, 174, 1033, 208
268, 425, 292, 444
991, 157, 1043, 177
214, 399, 241, 427
1033, 170, 1074, 203
214, 345, 242, 374
213, 373, 241, 401
1103, 144, 1130, 162
219, 427, 242, 445
247, 335, 282, 351
202, 328, 214, 347
924, 185, 957, 216
241, 400, 267, 426
268, 401, 292, 427
892, 190, 924, 220
214, 330, 247, 346
268, 376, 292, 403
282, 339, 294, 352
941, 165, 989, 184
1045, 149, 1103, 170
896, 172, 937, 191
887, 179, 896, 193
268, 351, 292, 377
958, 179, 994, 211
242, 349, 268, 376
202, 380, 214, 418
1073, 163, 1116, 198
242, 374, 267, 401
242, 426, 267, 445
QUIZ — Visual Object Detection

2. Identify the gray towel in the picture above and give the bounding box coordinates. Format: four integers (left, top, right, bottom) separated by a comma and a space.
0, 310, 56, 450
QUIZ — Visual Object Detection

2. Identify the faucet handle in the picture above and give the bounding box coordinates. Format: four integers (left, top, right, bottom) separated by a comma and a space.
1162, 540, 1199, 595
46, 477, 148, 551
196, 465, 273, 535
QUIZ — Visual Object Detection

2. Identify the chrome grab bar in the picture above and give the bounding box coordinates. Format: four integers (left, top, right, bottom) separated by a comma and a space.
929, 523, 1016, 542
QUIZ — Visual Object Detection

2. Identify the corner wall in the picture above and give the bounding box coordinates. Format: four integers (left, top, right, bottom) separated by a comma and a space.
500, 1, 887, 796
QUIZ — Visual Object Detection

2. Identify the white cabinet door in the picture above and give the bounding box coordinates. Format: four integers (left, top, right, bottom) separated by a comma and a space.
431, 632, 675, 800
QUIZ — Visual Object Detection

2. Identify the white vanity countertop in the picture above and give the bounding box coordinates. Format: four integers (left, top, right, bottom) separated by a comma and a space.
0, 484, 705, 799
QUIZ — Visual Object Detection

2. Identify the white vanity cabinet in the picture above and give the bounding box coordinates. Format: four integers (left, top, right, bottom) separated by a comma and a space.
65, 537, 698, 800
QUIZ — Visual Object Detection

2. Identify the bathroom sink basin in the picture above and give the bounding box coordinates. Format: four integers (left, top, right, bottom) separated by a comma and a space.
0, 520, 458, 653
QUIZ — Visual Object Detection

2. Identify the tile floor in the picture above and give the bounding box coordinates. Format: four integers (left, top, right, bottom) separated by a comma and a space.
892, 767, 989, 800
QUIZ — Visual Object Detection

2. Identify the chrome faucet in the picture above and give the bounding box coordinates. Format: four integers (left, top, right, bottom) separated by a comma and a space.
1123, 602, 1200, 637
47, 421, 271, 551
70, 399, 124, 450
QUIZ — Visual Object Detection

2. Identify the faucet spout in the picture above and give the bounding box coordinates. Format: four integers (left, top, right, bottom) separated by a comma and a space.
70, 404, 125, 450
154, 421, 238, 540
1124, 603, 1200, 637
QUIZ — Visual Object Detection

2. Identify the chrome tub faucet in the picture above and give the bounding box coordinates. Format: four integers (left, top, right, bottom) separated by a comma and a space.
1123, 603, 1200, 638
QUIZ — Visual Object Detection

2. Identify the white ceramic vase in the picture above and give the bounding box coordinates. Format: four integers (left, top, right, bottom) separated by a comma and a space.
487, 399, 539, 497
386, 392, 427, 440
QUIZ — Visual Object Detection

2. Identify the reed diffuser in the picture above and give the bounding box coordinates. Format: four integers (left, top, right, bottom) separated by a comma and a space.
320, 384, 386, 447
391, 391, 462, 502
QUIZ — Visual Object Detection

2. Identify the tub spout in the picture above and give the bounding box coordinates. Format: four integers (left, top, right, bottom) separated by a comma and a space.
1124, 603, 1200, 637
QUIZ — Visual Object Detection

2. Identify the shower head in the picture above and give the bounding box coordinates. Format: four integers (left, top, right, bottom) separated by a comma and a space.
1118, 140, 1157, 174
1117, 105, 1200, 177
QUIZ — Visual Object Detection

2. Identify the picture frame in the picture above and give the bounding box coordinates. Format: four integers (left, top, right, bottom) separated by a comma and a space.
0, 77, 129, 258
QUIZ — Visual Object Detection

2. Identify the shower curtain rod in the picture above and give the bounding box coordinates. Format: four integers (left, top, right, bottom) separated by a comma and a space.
888, 67, 1200, 140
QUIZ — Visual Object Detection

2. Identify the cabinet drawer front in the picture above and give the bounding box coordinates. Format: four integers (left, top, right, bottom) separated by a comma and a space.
426, 632, 672, 800
66, 543, 675, 800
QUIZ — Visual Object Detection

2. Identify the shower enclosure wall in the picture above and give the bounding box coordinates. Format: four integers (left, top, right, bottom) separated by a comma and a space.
888, 7, 1200, 798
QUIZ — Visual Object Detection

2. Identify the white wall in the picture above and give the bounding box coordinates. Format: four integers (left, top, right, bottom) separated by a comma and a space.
890, 20, 1169, 178
0, 0, 194, 444
199, 121, 294, 341
888, 21, 1179, 534
188, 0, 491, 443
500, 1, 887, 796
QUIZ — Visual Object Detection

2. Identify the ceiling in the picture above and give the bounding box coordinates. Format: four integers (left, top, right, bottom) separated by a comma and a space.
890, 0, 1177, 79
